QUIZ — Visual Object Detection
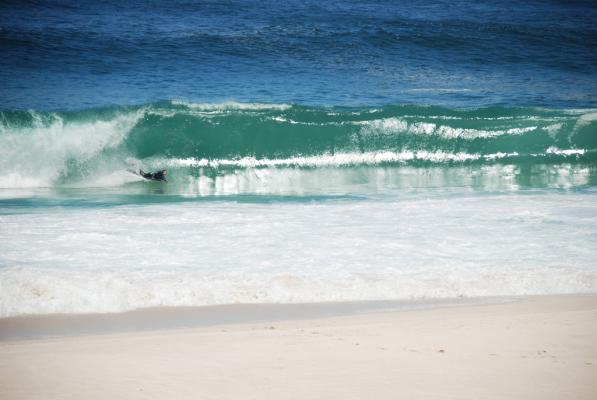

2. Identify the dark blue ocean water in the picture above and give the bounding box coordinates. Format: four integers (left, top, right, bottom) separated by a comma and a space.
2, 0, 597, 110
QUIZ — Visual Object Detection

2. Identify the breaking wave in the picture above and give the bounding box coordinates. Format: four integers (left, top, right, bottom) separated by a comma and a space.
1, 101, 596, 191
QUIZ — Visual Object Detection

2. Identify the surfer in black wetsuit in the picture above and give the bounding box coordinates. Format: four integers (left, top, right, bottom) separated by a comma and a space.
140, 169, 168, 182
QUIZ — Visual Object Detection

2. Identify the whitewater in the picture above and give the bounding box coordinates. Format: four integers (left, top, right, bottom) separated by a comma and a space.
1, 191, 596, 317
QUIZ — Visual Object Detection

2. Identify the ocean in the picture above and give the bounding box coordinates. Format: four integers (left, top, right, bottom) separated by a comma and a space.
1, 0, 596, 317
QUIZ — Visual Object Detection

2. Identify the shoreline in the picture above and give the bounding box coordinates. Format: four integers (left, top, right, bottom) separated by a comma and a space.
0, 296, 516, 342
1, 294, 595, 399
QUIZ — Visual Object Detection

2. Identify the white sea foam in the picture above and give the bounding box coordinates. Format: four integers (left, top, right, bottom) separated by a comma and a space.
164, 150, 482, 169
572, 111, 597, 131
358, 117, 409, 133
270, 116, 310, 125
357, 117, 538, 139
170, 100, 291, 111
0, 111, 143, 188
1, 192, 596, 316
545, 123, 563, 137
545, 147, 585, 156
484, 152, 520, 160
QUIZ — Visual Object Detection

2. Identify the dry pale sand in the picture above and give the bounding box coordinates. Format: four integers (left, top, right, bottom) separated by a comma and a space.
0, 295, 596, 400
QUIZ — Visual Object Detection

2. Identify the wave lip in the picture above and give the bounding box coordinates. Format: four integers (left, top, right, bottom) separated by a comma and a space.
0, 109, 144, 188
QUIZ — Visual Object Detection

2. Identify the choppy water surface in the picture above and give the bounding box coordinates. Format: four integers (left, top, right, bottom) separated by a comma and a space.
2, 0, 596, 109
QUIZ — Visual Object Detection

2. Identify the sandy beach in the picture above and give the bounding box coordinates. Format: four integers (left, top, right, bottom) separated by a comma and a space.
1, 295, 596, 400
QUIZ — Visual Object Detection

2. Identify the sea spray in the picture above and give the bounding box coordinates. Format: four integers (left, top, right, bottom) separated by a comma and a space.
0, 108, 144, 188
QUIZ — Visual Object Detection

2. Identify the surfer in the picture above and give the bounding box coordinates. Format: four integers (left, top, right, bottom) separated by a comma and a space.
139, 169, 168, 182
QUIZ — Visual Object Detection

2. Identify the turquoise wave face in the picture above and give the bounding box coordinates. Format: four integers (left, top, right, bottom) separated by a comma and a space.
1, 101, 596, 192
129, 102, 597, 161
